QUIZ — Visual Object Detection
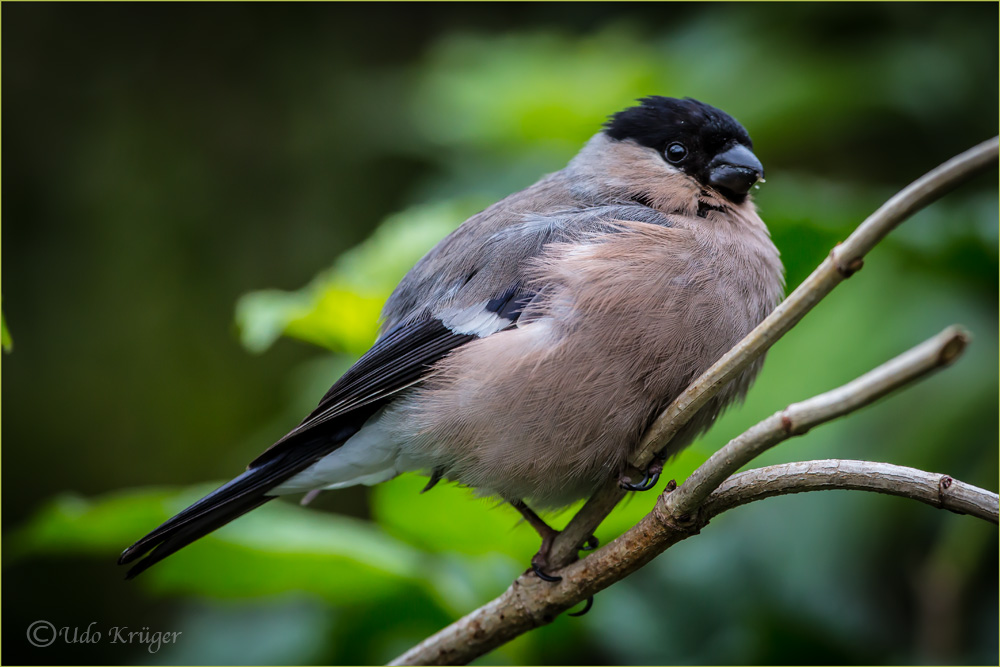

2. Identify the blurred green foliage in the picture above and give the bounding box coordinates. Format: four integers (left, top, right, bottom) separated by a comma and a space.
1, 307, 12, 352
3, 3, 997, 666
235, 199, 483, 355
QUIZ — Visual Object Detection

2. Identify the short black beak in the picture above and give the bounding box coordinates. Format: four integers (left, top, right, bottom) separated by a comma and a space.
707, 144, 763, 199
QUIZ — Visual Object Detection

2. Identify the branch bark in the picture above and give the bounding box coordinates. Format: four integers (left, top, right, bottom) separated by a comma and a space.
389, 325, 997, 666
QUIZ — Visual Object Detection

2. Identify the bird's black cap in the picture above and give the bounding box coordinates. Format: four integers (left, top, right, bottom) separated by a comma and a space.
604, 96, 760, 203
604, 96, 753, 153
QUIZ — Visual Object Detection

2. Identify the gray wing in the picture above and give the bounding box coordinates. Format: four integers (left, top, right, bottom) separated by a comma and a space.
381, 202, 673, 334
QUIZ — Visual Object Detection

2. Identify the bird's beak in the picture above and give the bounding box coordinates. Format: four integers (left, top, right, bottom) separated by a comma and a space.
707, 144, 764, 197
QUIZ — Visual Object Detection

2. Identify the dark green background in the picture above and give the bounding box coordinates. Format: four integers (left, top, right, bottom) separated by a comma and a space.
3, 2, 997, 665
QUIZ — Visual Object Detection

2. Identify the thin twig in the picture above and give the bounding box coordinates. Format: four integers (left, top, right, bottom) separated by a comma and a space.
703, 460, 999, 524
389, 326, 990, 666
546, 136, 998, 568
665, 325, 969, 518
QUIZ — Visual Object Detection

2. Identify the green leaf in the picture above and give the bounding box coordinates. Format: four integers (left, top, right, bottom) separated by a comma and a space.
372, 474, 543, 560
370, 451, 708, 566
9, 485, 525, 617
10, 487, 432, 603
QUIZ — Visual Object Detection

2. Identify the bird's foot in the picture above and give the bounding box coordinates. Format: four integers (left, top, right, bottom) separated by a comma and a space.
579, 534, 599, 551
531, 562, 563, 582
529, 526, 563, 582
511, 499, 600, 615
511, 499, 600, 582
528, 530, 600, 582
619, 459, 664, 492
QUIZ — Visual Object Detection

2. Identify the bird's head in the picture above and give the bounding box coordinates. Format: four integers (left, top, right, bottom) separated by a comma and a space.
603, 96, 763, 204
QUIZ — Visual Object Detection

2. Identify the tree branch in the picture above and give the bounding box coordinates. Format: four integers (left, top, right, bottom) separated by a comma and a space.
703, 460, 999, 524
389, 325, 996, 666
391, 458, 997, 666
546, 136, 999, 569
664, 325, 969, 518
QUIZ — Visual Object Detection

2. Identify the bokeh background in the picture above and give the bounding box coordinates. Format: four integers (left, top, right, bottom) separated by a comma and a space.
3, 2, 997, 665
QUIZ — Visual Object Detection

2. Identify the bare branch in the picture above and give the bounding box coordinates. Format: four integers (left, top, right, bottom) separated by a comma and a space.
389, 326, 993, 666
665, 325, 969, 518
704, 460, 999, 524
547, 136, 998, 568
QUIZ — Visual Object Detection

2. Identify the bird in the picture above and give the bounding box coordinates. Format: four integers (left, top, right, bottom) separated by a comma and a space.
119, 96, 784, 581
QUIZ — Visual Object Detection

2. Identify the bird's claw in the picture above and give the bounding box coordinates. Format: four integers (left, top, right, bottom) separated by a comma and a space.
531, 534, 598, 583
568, 595, 594, 617
621, 467, 661, 492
532, 562, 563, 582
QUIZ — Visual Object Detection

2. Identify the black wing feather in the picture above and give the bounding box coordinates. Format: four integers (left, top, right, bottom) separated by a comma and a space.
251, 314, 477, 467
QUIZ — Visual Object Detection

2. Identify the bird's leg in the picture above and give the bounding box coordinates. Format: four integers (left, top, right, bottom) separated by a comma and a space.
509, 499, 598, 582
509, 499, 562, 581
619, 456, 665, 492
509, 501, 587, 580
509, 499, 600, 615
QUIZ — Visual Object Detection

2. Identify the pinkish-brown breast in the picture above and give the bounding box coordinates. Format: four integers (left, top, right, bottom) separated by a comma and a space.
387, 207, 783, 508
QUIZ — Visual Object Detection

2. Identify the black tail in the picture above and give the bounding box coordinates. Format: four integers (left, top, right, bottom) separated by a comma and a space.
118, 465, 281, 579
119, 412, 379, 579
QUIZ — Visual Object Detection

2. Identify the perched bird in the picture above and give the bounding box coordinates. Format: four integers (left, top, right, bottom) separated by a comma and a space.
119, 96, 783, 580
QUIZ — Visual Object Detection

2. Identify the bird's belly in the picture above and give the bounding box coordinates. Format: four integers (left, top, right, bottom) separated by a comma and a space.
377, 320, 661, 507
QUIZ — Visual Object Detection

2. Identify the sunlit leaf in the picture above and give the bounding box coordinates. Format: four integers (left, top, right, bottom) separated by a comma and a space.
235, 199, 481, 354
234, 289, 315, 355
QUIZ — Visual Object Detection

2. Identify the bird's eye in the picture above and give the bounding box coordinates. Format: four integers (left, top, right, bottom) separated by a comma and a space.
665, 142, 688, 163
